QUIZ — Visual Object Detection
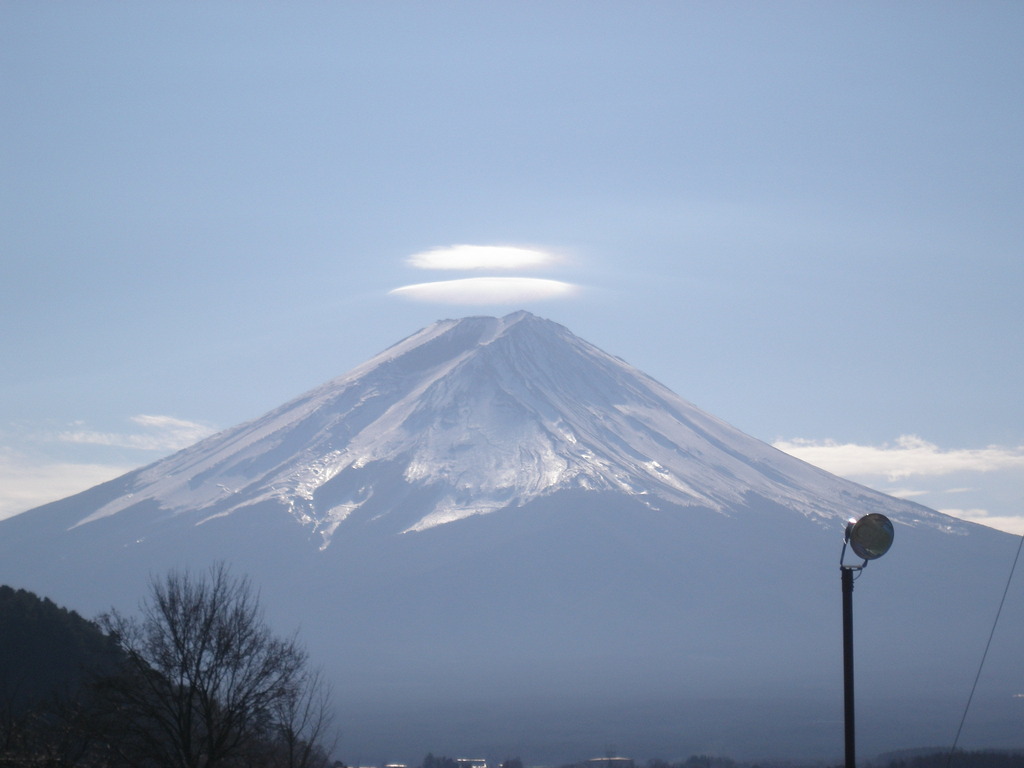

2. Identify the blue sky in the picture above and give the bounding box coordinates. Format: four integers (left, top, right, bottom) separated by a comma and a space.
2, 2, 1022, 533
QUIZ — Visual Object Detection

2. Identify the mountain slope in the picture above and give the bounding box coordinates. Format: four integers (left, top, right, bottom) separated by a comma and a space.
0, 312, 1020, 763
51, 312, 964, 546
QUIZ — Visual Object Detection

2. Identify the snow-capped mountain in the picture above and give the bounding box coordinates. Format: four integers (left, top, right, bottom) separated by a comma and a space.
65, 311, 961, 546
1, 312, 1021, 763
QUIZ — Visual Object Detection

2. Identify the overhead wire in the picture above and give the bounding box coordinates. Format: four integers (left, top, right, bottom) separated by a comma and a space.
945, 529, 1024, 767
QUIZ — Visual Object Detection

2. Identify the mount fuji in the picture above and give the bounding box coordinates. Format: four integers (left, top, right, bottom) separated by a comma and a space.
2, 312, 1022, 762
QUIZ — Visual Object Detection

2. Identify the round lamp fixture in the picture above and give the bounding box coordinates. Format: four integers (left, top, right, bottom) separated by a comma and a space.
845, 513, 894, 561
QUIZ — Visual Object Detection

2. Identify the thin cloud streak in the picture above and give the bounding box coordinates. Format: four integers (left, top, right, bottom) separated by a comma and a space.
773, 434, 1024, 481
407, 244, 556, 270
58, 414, 215, 451
390, 277, 580, 305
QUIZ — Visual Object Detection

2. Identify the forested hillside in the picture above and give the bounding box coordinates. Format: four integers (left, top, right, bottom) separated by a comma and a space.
0, 584, 121, 713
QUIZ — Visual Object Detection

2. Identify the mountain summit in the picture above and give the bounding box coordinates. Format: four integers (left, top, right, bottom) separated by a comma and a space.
64, 311, 958, 547
2, 312, 1021, 762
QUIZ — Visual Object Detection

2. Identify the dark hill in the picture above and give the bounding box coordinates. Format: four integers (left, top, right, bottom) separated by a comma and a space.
0, 584, 121, 715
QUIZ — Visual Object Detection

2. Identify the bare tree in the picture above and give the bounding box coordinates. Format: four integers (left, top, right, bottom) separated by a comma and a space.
267, 666, 337, 768
96, 563, 331, 768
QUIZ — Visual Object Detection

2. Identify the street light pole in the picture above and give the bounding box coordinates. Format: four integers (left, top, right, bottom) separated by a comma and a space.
842, 563, 857, 768
839, 513, 894, 768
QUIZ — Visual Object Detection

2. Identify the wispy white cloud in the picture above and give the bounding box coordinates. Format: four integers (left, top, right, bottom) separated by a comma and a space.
774, 434, 1024, 535
407, 244, 557, 270
773, 434, 1024, 481
0, 449, 133, 521
883, 487, 930, 499
57, 414, 215, 451
1, 414, 215, 521
390, 277, 579, 305
941, 509, 1024, 536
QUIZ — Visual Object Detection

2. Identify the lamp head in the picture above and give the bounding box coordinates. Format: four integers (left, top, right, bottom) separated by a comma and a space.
845, 513, 895, 561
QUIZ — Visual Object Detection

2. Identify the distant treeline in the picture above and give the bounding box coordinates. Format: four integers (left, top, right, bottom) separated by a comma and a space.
548, 754, 1024, 768
555, 758, 736, 768
870, 751, 1024, 768
381, 754, 1024, 768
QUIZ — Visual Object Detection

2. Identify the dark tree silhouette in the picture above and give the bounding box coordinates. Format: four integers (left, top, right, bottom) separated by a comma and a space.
95, 563, 330, 768
266, 665, 337, 768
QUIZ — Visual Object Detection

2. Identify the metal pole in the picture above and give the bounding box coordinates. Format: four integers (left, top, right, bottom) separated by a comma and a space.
842, 566, 856, 768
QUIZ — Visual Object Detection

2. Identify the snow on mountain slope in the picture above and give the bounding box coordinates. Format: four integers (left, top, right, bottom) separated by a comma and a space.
70, 311, 961, 548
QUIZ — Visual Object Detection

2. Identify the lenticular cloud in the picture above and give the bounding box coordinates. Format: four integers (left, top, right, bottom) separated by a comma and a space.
407, 244, 556, 270
390, 277, 577, 305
